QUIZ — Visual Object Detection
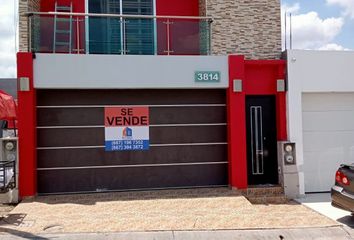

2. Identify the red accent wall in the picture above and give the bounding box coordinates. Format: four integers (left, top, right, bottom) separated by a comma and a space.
40, 0, 85, 12
228, 55, 287, 189
17, 53, 37, 198
156, 0, 200, 55
156, 0, 199, 16
40, 0, 85, 54
41, 0, 198, 16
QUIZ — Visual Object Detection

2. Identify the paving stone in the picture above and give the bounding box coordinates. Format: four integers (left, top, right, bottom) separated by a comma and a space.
0, 188, 338, 235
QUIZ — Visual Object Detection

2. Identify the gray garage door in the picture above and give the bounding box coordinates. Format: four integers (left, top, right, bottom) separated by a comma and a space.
36, 89, 228, 194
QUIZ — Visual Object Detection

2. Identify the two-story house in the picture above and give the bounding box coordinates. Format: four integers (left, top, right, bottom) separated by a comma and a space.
16, 0, 288, 198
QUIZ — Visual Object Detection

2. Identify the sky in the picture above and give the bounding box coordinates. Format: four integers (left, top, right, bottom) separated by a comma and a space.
0, 0, 353, 78
0, 0, 18, 78
282, 0, 354, 50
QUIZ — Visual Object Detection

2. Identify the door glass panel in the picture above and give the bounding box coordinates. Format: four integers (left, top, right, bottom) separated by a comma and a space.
250, 106, 264, 175
122, 0, 153, 15
89, 0, 122, 54
89, 0, 154, 55
122, 0, 154, 55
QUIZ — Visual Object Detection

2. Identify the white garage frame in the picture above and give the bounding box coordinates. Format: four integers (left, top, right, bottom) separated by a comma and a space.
286, 50, 354, 195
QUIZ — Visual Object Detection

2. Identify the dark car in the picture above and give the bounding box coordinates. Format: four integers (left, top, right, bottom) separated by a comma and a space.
331, 164, 354, 212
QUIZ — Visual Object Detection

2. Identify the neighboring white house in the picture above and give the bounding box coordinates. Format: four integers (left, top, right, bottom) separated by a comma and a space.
286, 50, 354, 195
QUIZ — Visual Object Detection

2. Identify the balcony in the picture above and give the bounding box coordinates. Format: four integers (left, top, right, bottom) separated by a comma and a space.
28, 12, 212, 55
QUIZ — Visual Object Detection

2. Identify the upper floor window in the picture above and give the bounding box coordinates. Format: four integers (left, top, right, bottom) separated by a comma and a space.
122, 0, 153, 15
89, 0, 153, 14
89, 0, 155, 55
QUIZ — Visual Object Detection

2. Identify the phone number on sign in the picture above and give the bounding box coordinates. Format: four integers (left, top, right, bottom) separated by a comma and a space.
111, 140, 144, 145
110, 144, 145, 150
110, 140, 146, 151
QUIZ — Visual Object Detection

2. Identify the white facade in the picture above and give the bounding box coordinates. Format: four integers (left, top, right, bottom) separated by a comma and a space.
286, 50, 354, 195
34, 54, 229, 89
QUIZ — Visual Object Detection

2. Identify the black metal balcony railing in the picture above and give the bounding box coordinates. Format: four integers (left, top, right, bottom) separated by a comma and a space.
28, 12, 212, 55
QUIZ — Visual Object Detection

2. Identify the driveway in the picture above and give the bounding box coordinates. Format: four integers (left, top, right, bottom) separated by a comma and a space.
296, 193, 354, 227
0, 188, 337, 236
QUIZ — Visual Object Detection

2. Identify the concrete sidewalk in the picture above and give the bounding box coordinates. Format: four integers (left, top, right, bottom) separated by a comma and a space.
0, 188, 339, 236
0, 227, 353, 240
296, 193, 354, 227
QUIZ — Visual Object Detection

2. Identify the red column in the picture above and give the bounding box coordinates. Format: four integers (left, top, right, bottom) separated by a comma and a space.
17, 52, 37, 197
276, 63, 288, 141
228, 55, 248, 189
276, 92, 287, 141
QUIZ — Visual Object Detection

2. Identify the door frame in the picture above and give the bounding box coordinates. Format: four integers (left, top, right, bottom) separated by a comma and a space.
227, 56, 287, 189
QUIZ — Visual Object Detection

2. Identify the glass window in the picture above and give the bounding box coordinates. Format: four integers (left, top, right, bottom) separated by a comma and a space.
122, 0, 153, 15
89, 0, 154, 55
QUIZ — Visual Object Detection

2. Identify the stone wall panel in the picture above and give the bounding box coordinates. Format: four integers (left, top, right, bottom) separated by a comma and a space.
206, 0, 281, 59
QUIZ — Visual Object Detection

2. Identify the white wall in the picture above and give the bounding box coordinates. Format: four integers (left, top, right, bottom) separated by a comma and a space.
34, 54, 229, 89
286, 50, 354, 195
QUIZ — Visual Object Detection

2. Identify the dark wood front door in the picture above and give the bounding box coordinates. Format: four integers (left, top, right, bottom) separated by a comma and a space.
246, 96, 278, 185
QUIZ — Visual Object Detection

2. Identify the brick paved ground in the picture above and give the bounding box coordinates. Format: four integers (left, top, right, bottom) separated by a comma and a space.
0, 188, 338, 235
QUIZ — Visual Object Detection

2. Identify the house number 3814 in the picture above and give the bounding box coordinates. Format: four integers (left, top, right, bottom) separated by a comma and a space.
195, 71, 221, 83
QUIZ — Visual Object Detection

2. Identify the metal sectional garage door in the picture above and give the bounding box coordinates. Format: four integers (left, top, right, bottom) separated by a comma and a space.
37, 89, 228, 194
303, 93, 354, 192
